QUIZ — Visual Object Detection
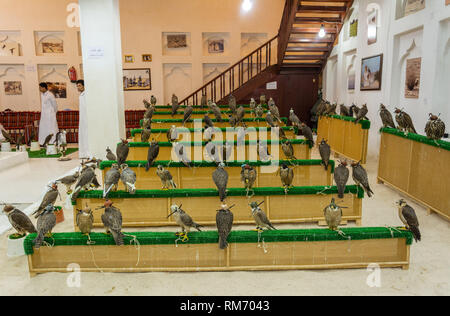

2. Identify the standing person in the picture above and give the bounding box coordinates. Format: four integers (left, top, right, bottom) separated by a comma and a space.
77, 80, 90, 159
38, 82, 59, 146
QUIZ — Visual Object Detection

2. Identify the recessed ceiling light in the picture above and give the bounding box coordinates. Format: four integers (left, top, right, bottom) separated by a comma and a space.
318, 24, 326, 38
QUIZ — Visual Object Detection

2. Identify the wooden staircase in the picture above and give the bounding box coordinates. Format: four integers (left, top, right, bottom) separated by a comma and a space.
179, 0, 353, 105
278, 0, 354, 71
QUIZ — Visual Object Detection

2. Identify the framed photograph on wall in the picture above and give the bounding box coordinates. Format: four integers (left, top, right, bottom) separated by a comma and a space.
4, 81, 22, 95
123, 68, 151, 91
167, 34, 187, 48
360, 54, 383, 91
208, 39, 224, 53
405, 57, 422, 99
404, 0, 425, 16
47, 82, 67, 98
142, 54, 152, 62
124, 55, 134, 63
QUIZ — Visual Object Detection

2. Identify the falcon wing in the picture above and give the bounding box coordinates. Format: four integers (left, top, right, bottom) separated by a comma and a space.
11, 210, 36, 233
180, 211, 194, 227
402, 205, 419, 228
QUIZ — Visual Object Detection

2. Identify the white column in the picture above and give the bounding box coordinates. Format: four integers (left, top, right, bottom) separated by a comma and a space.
78, 0, 125, 159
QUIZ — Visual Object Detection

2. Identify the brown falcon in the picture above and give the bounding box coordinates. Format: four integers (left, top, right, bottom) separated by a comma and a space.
116, 139, 129, 167
396, 199, 421, 242
2, 205, 37, 237
379, 104, 396, 129
395, 108, 417, 134
32, 183, 59, 218
97, 200, 124, 246
216, 204, 234, 249
33, 204, 57, 249
76, 206, 94, 236
425, 113, 446, 141
323, 198, 343, 231
167, 204, 203, 242
240, 164, 257, 195
334, 161, 349, 199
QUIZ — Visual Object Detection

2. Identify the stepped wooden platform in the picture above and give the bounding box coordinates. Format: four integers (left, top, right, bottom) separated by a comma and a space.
378, 128, 450, 221
140, 117, 289, 129
126, 139, 311, 161
317, 115, 370, 164
131, 126, 298, 143
25, 228, 413, 276
149, 110, 254, 120
72, 185, 363, 229
100, 160, 334, 190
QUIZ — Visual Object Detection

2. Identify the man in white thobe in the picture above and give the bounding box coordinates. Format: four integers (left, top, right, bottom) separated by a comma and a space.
77, 80, 90, 159
38, 82, 59, 145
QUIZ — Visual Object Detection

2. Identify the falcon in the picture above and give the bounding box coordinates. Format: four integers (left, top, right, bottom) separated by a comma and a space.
150, 95, 157, 106
116, 139, 129, 167
42, 133, 54, 147
32, 183, 59, 218
228, 94, 237, 115
2, 205, 36, 237
216, 204, 234, 249
145, 140, 160, 171
395, 108, 416, 134
1, 129, 14, 144
354, 104, 368, 125
301, 123, 314, 147
281, 140, 296, 160
76, 206, 94, 236
71, 166, 96, 202
260, 95, 267, 105
235, 106, 245, 126
250, 201, 275, 232
171, 94, 179, 116
351, 161, 373, 198
183, 105, 193, 126
200, 94, 207, 108
96, 200, 124, 246
250, 98, 256, 115
174, 143, 192, 168
269, 103, 282, 124
396, 199, 421, 242
257, 140, 272, 162
156, 165, 177, 190
33, 204, 57, 249
212, 162, 229, 202
350, 104, 361, 118
106, 146, 117, 161
265, 112, 277, 128
255, 104, 264, 119
289, 109, 301, 128
103, 163, 120, 198
205, 141, 221, 165
379, 104, 396, 129
141, 127, 152, 143
204, 114, 214, 128
340, 104, 353, 117
167, 125, 178, 143
241, 164, 257, 196
167, 204, 203, 242
121, 163, 137, 194
319, 139, 331, 171
425, 113, 446, 141
220, 142, 232, 163
56, 172, 79, 194
323, 198, 343, 231
334, 161, 349, 199
280, 163, 294, 191
210, 102, 223, 122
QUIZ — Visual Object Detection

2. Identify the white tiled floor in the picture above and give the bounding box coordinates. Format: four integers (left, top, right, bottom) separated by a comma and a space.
0, 148, 449, 296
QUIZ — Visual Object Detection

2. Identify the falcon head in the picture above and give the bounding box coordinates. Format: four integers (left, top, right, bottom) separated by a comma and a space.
396, 199, 407, 208
2, 205, 14, 215
168, 204, 181, 218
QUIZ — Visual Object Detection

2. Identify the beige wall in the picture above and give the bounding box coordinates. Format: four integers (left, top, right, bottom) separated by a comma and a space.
0, 0, 284, 111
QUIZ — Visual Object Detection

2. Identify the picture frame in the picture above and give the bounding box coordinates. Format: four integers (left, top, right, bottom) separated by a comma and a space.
167, 34, 187, 48
124, 55, 134, 63
142, 54, 152, 62
405, 57, 422, 99
41, 40, 64, 54
123, 68, 151, 91
4, 81, 22, 95
47, 82, 67, 98
208, 39, 224, 53
404, 0, 425, 16
360, 54, 383, 91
